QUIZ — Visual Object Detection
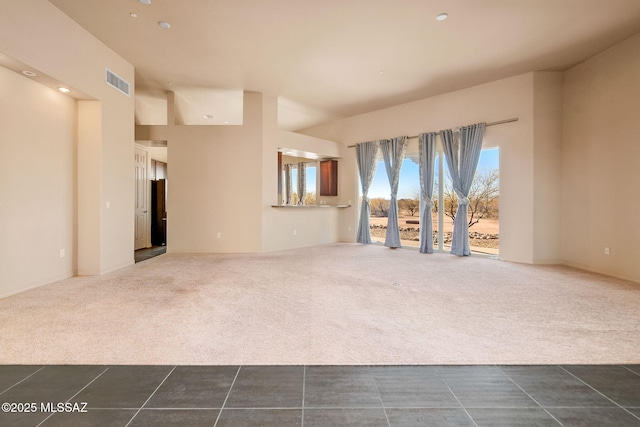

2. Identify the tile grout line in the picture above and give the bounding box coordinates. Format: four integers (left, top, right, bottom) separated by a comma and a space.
0, 366, 46, 396
558, 365, 640, 422
84, 406, 222, 410
621, 365, 640, 377
497, 365, 563, 425
213, 365, 242, 427
621, 364, 640, 420
65, 367, 111, 403
433, 366, 479, 427
301, 365, 306, 427
124, 365, 176, 427
217, 404, 543, 410
36, 366, 110, 427
368, 366, 391, 427
206, 406, 303, 410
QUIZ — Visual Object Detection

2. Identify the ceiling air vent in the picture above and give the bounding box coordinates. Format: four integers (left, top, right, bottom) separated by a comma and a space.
105, 68, 130, 96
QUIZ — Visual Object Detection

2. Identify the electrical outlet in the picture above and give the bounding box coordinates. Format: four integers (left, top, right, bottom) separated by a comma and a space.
604, 247, 610, 255
293, 229, 297, 236
59, 249, 65, 258
217, 232, 222, 239
348, 226, 352, 231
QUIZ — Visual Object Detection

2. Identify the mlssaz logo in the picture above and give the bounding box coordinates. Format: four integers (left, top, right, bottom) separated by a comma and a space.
40, 402, 88, 413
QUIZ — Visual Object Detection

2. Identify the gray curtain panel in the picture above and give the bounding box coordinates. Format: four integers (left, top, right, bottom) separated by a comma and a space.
418, 132, 437, 254
284, 164, 293, 205
381, 136, 408, 248
297, 162, 306, 205
440, 123, 486, 256
356, 141, 380, 243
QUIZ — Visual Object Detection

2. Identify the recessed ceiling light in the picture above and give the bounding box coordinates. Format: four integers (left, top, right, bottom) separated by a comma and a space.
139, 0, 151, 4
203, 114, 213, 119
130, 12, 138, 18
436, 13, 448, 21
22, 70, 37, 77
158, 21, 171, 29
379, 71, 384, 75
58, 87, 71, 93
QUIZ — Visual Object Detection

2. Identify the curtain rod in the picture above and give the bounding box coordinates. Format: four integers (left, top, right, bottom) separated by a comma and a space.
347, 118, 518, 148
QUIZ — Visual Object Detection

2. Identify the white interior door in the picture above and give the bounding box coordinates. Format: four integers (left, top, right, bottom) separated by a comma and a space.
134, 145, 150, 250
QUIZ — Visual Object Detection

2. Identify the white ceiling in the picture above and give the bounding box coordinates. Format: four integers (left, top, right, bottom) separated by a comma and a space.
50, 0, 640, 130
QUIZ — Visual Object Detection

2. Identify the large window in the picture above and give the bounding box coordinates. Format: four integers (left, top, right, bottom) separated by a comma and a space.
365, 143, 499, 255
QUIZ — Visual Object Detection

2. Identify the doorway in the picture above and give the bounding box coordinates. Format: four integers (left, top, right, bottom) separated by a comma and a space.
134, 145, 150, 250
134, 142, 168, 262
150, 158, 167, 247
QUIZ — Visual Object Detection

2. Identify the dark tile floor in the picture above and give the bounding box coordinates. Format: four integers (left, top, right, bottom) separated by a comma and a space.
1, 365, 639, 426
134, 246, 166, 263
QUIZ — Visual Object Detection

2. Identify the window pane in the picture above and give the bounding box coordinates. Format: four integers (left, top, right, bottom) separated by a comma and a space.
368, 160, 389, 244
468, 148, 499, 255
306, 165, 316, 205
291, 167, 298, 205
440, 147, 499, 255
397, 157, 420, 247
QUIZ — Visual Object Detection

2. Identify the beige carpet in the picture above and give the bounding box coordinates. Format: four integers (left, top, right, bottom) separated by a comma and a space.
1, 243, 638, 365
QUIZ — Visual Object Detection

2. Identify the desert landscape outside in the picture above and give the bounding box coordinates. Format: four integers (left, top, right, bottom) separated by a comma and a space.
369, 211, 499, 255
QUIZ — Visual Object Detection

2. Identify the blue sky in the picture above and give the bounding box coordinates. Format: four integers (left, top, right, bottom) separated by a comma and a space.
368, 147, 499, 199
307, 165, 316, 193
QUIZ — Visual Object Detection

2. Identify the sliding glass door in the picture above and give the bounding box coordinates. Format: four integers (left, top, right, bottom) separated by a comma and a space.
364, 143, 499, 255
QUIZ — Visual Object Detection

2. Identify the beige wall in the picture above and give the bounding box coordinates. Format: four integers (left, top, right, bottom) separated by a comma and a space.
533, 72, 564, 264
302, 73, 556, 264
77, 101, 103, 275
0, 0, 135, 295
138, 93, 345, 253
562, 32, 640, 282
0, 66, 77, 298
148, 147, 168, 163
137, 92, 264, 253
